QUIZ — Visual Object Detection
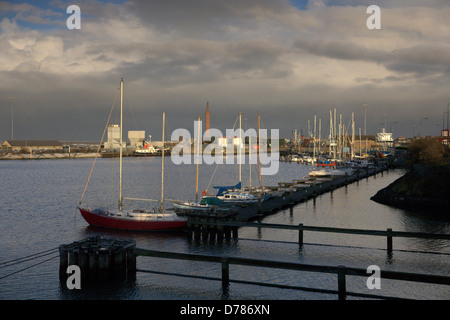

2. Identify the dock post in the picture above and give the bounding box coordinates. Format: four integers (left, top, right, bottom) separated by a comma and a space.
212, 217, 218, 242
126, 247, 136, 274
257, 192, 262, 214
387, 228, 393, 253
88, 247, 99, 280
97, 248, 108, 280
194, 217, 201, 241
337, 266, 347, 300
221, 257, 230, 294
232, 217, 238, 239
78, 247, 89, 279
201, 217, 209, 242
224, 219, 231, 240
113, 246, 125, 277
68, 248, 78, 267
289, 185, 293, 204
186, 218, 193, 241
217, 223, 224, 242
59, 245, 69, 280
298, 223, 304, 247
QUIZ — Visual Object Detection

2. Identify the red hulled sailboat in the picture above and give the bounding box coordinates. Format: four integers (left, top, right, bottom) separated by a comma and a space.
77, 79, 186, 231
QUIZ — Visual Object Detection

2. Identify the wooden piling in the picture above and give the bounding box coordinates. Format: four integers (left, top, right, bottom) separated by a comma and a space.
59, 245, 69, 280
387, 228, 393, 253
221, 257, 230, 289
126, 247, 136, 274
337, 266, 347, 301
59, 236, 137, 283
298, 223, 304, 247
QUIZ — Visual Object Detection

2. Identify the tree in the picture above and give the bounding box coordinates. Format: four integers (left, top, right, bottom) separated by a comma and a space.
407, 138, 450, 169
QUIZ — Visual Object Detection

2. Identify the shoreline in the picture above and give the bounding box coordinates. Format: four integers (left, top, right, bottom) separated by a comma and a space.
0, 152, 101, 160
370, 170, 450, 212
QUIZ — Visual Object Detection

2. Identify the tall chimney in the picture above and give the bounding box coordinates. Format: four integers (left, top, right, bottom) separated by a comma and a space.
205, 102, 210, 139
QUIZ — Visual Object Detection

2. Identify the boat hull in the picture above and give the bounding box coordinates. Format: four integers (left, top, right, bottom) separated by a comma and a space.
171, 201, 234, 214
79, 208, 186, 231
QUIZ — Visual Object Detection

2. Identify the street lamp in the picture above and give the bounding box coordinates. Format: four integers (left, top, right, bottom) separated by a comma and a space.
419, 117, 428, 137
447, 102, 450, 130
9, 96, 15, 140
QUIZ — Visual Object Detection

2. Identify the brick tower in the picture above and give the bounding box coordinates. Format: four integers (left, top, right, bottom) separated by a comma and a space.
205, 102, 210, 139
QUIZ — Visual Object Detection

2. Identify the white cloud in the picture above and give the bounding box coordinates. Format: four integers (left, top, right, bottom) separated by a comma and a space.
0, 0, 449, 140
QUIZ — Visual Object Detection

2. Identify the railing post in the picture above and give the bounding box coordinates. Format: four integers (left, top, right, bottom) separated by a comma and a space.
221, 257, 230, 298
298, 223, 304, 247
337, 265, 347, 300
289, 185, 294, 204
127, 247, 136, 274
387, 228, 393, 253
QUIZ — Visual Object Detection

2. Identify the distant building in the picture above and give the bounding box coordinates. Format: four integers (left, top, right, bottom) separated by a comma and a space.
216, 137, 244, 148
353, 135, 377, 151
104, 124, 126, 150
377, 128, 393, 149
437, 129, 450, 146
128, 130, 145, 148
1, 140, 63, 153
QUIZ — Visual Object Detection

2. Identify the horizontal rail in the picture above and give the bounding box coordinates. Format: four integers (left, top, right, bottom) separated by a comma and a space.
201, 221, 450, 240
132, 247, 450, 300
123, 197, 159, 202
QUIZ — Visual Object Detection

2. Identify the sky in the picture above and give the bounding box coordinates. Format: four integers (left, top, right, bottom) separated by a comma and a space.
1, 0, 449, 142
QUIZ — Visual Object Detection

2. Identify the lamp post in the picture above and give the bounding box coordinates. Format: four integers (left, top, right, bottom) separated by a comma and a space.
419, 117, 428, 137
363, 103, 367, 136
447, 102, 450, 130
9, 96, 15, 140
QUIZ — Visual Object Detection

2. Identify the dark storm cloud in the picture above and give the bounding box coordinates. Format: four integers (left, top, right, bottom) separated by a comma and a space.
127, 0, 294, 37
1, 0, 450, 141
294, 38, 450, 78
107, 38, 292, 86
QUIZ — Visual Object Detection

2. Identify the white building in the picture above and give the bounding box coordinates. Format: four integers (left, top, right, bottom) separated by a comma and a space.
377, 128, 393, 149
128, 130, 145, 148
104, 124, 126, 150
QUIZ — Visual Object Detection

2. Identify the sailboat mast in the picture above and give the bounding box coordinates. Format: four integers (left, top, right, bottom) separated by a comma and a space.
313, 114, 316, 165
160, 112, 165, 212
196, 115, 200, 202
258, 114, 262, 189
329, 110, 333, 157
239, 112, 242, 184
351, 112, 355, 159
119, 78, 123, 210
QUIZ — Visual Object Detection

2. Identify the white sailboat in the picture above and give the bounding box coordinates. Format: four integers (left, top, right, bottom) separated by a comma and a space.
78, 79, 186, 231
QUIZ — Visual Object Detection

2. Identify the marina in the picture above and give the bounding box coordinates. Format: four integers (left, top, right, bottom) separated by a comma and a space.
1, 1, 450, 308
1, 157, 449, 300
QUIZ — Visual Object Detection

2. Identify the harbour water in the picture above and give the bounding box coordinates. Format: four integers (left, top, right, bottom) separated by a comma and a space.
0, 157, 449, 300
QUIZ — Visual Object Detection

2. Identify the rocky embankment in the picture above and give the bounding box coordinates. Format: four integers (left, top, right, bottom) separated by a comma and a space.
371, 169, 450, 211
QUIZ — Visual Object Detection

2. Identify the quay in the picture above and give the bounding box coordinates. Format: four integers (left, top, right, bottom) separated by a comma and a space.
184, 159, 394, 241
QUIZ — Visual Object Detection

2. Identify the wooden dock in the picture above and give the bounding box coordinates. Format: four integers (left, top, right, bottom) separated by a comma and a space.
184, 161, 391, 240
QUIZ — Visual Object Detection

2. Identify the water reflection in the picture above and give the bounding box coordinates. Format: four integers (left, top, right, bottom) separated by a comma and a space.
1, 159, 449, 299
